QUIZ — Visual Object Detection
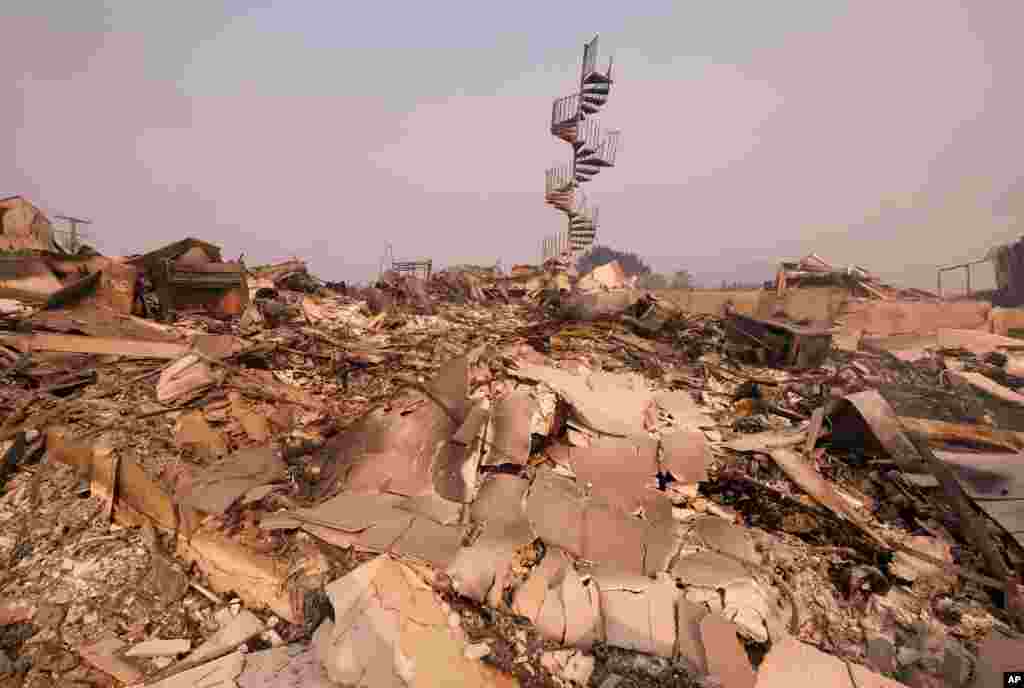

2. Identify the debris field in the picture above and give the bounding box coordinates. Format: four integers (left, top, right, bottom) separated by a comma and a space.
2, 238, 1024, 688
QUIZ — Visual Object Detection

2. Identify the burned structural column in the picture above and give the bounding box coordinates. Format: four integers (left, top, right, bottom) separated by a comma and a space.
543, 35, 621, 264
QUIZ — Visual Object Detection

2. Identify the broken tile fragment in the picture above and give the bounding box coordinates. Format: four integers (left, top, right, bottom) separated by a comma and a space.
672, 551, 750, 588
560, 442, 660, 515
756, 634, 905, 688
449, 474, 534, 605
526, 469, 679, 576
654, 390, 712, 430
593, 572, 678, 658
700, 615, 756, 688
676, 599, 709, 674
659, 431, 713, 484
693, 516, 758, 564
487, 392, 535, 465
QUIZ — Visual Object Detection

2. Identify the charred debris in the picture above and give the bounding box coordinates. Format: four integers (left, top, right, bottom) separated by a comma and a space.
0, 219, 1023, 688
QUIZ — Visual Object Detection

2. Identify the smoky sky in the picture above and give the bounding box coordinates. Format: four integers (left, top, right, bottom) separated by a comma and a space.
6, 1, 1023, 290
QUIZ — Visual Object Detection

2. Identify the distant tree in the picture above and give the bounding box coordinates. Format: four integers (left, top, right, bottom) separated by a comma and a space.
637, 272, 669, 289
576, 245, 652, 277
671, 270, 694, 290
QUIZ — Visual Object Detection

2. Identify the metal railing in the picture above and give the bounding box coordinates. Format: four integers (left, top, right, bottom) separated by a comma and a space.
545, 165, 574, 193
551, 93, 581, 130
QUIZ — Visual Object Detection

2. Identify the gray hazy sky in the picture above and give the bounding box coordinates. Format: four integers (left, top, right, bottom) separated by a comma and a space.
6, 1, 1023, 290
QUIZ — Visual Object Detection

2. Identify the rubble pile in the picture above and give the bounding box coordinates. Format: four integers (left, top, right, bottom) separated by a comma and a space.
775, 253, 939, 301
1, 243, 1024, 688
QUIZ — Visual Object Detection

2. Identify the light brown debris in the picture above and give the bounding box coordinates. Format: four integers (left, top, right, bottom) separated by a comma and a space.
174, 409, 229, 459
177, 446, 287, 515
289, 492, 467, 568
0, 331, 189, 358
237, 646, 335, 687
525, 468, 677, 576
448, 474, 534, 605
672, 551, 750, 588
769, 448, 888, 548
230, 390, 272, 441
313, 557, 519, 688
675, 599, 710, 674
973, 630, 1024, 688
700, 614, 756, 688
654, 390, 712, 429
512, 364, 654, 437
755, 634, 905, 688
937, 328, 1024, 355
659, 430, 713, 484
157, 353, 216, 403
555, 442, 660, 515
890, 535, 953, 582
125, 638, 191, 658
77, 635, 144, 685
899, 416, 1024, 452
145, 651, 246, 688
188, 609, 265, 665
594, 572, 678, 658
487, 392, 535, 465
952, 370, 1024, 407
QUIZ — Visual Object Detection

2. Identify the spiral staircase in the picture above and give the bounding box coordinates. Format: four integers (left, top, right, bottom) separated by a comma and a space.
543, 35, 620, 264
